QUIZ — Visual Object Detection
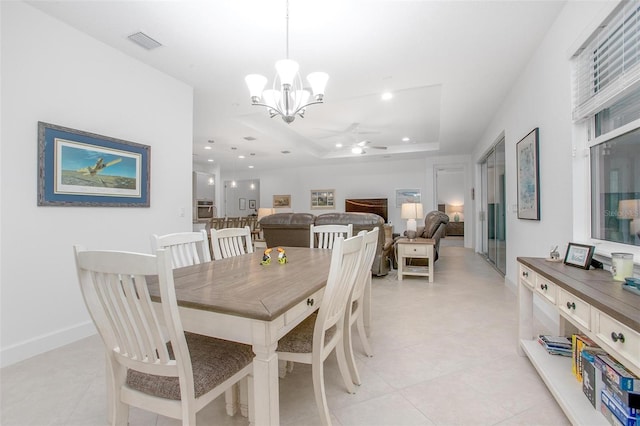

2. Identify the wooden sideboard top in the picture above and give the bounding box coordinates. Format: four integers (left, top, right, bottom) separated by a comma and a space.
518, 257, 640, 332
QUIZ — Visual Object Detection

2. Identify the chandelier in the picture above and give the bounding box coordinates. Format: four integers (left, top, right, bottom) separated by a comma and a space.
245, 0, 328, 124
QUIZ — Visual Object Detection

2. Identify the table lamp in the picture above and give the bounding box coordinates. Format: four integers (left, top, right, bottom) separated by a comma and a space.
401, 202, 423, 240
448, 205, 464, 222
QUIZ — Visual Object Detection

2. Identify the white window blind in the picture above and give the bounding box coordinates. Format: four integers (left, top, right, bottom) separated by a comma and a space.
572, 1, 640, 122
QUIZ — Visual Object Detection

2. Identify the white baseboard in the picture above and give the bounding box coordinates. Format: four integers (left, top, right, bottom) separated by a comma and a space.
1, 321, 96, 368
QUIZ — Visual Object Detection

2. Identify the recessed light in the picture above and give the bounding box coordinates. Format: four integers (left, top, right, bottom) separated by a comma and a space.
351, 147, 363, 154
381, 92, 393, 101
336, 143, 343, 148
402, 137, 410, 142
204, 146, 212, 150
238, 155, 245, 159
207, 159, 214, 162
248, 165, 254, 169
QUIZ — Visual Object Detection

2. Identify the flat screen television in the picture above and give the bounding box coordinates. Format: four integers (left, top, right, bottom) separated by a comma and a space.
345, 198, 388, 223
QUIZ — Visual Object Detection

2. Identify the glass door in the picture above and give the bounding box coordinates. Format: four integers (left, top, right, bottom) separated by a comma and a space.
495, 140, 506, 273
480, 137, 506, 275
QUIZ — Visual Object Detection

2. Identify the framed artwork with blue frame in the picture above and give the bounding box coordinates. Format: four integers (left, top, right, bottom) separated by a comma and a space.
37, 122, 150, 207
516, 127, 540, 220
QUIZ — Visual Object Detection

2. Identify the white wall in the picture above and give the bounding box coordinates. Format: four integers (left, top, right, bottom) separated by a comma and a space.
471, 1, 614, 289
0, 2, 194, 367
228, 155, 472, 241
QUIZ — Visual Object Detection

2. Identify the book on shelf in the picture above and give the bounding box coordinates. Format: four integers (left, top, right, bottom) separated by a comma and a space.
601, 388, 638, 426
537, 335, 572, 356
539, 334, 572, 348
602, 371, 640, 410
601, 401, 626, 426
572, 334, 599, 382
596, 354, 640, 393
582, 349, 605, 410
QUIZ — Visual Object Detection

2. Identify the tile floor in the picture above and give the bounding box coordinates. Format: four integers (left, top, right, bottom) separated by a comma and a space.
1, 240, 570, 425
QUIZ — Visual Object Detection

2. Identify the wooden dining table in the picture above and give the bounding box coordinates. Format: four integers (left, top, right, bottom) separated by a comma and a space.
147, 246, 333, 426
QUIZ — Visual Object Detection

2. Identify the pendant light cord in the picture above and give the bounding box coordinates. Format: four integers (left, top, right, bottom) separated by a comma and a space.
285, 0, 290, 59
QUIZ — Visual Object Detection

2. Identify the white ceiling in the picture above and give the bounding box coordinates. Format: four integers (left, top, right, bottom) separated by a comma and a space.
28, 0, 566, 172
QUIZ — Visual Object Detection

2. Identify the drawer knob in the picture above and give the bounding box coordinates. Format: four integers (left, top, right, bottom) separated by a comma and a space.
566, 301, 576, 310
611, 332, 625, 343
523, 271, 529, 277
306, 298, 314, 306
540, 284, 548, 291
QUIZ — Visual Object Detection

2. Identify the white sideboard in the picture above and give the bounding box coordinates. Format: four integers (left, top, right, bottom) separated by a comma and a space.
517, 257, 640, 425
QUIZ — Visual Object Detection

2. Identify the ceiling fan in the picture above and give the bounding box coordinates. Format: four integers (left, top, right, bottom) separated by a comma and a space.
350, 140, 388, 154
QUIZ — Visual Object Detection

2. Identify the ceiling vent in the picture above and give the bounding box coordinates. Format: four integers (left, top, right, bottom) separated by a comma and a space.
243, 136, 257, 141
127, 32, 162, 50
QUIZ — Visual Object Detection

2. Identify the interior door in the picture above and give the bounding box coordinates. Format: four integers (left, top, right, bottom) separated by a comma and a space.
481, 137, 506, 275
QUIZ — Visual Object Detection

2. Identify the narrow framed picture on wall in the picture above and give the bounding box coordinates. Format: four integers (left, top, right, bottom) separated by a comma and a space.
516, 128, 540, 220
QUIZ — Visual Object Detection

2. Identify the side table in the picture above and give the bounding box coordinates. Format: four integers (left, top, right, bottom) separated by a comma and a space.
396, 237, 435, 282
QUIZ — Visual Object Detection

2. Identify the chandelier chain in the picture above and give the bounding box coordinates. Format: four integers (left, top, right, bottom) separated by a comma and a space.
285, 0, 290, 60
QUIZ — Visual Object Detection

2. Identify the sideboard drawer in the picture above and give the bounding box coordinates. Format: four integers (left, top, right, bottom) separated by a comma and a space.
558, 288, 590, 330
535, 275, 557, 305
519, 264, 535, 289
592, 309, 640, 368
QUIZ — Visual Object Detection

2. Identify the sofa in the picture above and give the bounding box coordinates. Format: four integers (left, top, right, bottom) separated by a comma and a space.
259, 212, 391, 276
392, 210, 449, 267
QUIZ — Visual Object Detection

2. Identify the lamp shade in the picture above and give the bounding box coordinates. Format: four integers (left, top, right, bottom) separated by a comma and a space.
401, 203, 423, 220
275, 59, 299, 86
245, 74, 268, 99
257, 208, 275, 222
618, 199, 640, 219
307, 72, 329, 98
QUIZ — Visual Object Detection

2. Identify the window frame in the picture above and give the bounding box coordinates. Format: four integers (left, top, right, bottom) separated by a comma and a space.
583, 116, 640, 262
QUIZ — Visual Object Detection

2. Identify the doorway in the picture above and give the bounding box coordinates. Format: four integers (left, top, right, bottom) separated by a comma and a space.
480, 137, 506, 275
435, 166, 466, 246
223, 179, 260, 217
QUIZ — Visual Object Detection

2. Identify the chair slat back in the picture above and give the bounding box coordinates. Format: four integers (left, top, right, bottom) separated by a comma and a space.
151, 230, 211, 268
314, 235, 363, 347
310, 224, 353, 249
210, 226, 254, 260
74, 247, 188, 378
351, 228, 379, 304
226, 217, 241, 228
210, 217, 226, 230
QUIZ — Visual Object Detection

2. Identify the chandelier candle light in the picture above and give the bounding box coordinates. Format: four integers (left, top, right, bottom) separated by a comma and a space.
245, 0, 328, 124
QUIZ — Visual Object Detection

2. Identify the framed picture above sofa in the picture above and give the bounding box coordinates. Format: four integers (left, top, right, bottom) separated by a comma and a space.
273, 194, 291, 208
310, 189, 335, 209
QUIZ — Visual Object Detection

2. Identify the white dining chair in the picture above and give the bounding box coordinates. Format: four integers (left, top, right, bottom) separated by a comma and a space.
310, 224, 353, 249
73, 246, 254, 426
151, 230, 245, 416
344, 227, 379, 386
210, 226, 254, 260
150, 230, 211, 268
277, 234, 363, 426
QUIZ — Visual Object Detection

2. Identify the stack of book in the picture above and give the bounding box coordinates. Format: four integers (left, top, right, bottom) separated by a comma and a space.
595, 354, 639, 426
537, 334, 572, 356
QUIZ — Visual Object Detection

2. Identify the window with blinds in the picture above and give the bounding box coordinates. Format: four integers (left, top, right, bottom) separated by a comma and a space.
572, 1, 640, 123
